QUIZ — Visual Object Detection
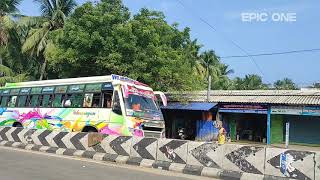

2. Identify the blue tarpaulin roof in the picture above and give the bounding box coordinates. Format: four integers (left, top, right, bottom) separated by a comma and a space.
161, 102, 217, 111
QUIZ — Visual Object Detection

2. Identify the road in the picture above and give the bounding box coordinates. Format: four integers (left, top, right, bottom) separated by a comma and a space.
0, 146, 215, 180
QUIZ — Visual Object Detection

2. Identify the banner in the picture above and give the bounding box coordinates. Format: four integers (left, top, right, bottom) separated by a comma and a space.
219, 104, 268, 114
271, 106, 302, 115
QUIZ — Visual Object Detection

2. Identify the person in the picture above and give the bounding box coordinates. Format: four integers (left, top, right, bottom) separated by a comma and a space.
217, 121, 226, 145
64, 99, 71, 107
132, 103, 141, 111
103, 94, 112, 108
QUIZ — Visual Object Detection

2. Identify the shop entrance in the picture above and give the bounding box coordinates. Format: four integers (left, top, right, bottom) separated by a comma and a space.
223, 113, 267, 143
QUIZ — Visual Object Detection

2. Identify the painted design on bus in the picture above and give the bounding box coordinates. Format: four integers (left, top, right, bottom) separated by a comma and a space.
0, 107, 144, 136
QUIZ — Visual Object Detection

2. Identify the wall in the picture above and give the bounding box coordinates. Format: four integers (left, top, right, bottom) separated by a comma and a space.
0, 126, 318, 180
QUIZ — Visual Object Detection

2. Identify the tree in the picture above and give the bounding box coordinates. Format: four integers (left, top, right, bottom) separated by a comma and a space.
196, 50, 233, 90
212, 64, 234, 90
22, 0, 77, 80
47, 1, 205, 91
232, 74, 268, 90
0, 64, 28, 86
0, 0, 22, 65
0, 0, 22, 44
274, 78, 297, 90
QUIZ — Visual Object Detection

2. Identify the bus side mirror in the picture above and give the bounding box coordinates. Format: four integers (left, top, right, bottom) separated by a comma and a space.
154, 91, 167, 107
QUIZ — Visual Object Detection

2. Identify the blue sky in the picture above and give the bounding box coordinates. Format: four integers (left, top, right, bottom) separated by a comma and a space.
18, 0, 320, 86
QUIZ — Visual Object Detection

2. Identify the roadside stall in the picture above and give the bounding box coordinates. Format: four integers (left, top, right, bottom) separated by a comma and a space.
219, 103, 268, 143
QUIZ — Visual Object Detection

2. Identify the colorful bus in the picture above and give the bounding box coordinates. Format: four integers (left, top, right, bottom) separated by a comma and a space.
0, 75, 167, 138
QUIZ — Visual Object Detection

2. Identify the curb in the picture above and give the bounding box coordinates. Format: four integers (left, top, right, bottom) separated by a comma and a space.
0, 140, 287, 180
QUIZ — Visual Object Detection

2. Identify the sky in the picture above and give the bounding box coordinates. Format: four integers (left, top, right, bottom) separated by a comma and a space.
18, 0, 320, 86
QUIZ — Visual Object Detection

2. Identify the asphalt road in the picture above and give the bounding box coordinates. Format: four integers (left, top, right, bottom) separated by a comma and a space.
0, 146, 215, 180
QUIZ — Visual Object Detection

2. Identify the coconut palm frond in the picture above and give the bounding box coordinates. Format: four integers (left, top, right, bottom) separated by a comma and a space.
22, 25, 49, 56
0, 0, 23, 15
0, 64, 15, 76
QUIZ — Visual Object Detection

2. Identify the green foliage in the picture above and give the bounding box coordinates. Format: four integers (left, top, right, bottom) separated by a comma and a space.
274, 78, 298, 90
0, 0, 22, 16
0, 64, 28, 86
22, 0, 77, 80
231, 74, 269, 90
47, 1, 205, 91
0, 15, 41, 79
1, 0, 302, 92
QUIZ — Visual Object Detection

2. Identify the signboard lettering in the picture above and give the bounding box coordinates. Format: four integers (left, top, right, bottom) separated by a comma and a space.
219, 104, 268, 114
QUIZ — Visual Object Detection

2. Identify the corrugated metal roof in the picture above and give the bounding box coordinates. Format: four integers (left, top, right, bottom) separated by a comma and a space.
161, 102, 217, 111
167, 90, 320, 105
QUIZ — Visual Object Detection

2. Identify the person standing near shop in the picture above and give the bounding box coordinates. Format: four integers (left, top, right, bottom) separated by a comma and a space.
217, 121, 226, 144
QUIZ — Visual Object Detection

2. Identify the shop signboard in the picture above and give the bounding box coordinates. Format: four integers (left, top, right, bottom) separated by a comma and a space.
219, 104, 268, 114
302, 106, 320, 116
271, 106, 303, 115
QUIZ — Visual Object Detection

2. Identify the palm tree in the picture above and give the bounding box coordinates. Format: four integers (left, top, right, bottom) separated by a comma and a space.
0, 0, 22, 65
274, 78, 297, 90
212, 63, 234, 89
0, 64, 28, 86
232, 74, 268, 90
22, 0, 77, 80
198, 50, 220, 78
197, 50, 234, 89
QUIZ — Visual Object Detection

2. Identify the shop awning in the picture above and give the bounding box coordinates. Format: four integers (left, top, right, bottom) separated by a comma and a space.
161, 102, 217, 111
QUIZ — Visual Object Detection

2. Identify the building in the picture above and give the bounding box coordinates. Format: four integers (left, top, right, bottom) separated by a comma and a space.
162, 90, 320, 145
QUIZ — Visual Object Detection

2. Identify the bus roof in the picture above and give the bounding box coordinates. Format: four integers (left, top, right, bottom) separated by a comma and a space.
4, 74, 151, 90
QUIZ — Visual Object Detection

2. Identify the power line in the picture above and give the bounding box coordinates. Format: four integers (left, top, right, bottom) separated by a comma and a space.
221, 48, 320, 59
175, 0, 266, 78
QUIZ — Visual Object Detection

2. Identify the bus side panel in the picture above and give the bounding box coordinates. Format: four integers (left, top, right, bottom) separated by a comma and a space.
99, 111, 129, 136
0, 107, 108, 132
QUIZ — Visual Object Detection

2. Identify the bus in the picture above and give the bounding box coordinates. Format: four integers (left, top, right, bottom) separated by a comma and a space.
0, 74, 167, 138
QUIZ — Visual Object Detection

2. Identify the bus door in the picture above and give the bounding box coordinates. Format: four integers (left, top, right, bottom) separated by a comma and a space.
102, 83, 127, 135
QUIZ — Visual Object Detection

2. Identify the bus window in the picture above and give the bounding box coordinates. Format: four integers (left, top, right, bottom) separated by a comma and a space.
70, 94, 83, 108
42, 94, 53, 107
103, 93, 112, 108
17, 96, 27, 107
8, 96, 17, 107
112, 91, 122, 115
1, 96, 8, 107
29, 95, 40, 107
92, 94, 101, 107
83, 93, 93, 108
53, 94, 63, 107
84, 93, 101, 108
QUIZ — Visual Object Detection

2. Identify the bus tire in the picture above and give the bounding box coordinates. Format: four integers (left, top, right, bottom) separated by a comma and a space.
82, 126, 98, 133
13, 122, 23, 128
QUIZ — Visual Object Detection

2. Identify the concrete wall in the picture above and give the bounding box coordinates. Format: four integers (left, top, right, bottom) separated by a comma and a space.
0, 127, 319, 180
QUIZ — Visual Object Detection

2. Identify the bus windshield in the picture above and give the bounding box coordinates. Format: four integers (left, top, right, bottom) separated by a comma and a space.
124, 94, 158, 112
123, 85, 162, 120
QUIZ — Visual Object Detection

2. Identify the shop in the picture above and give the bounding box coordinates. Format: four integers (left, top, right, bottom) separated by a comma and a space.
161, 102, 217, 141
219, 103, 268, 143
271, 106, 320, 145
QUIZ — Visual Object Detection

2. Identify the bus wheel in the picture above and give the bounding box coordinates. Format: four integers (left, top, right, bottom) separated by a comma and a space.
82, 126, 98, 133
13, 122, 23, 127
